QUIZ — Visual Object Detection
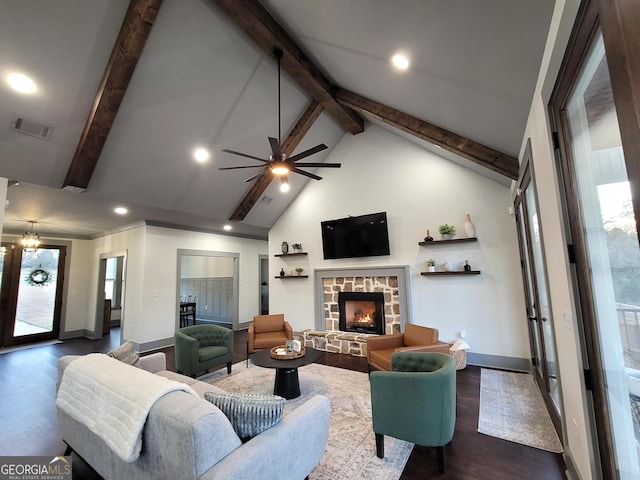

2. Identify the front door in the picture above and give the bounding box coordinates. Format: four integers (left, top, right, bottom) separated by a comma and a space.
0, 243, 66, 347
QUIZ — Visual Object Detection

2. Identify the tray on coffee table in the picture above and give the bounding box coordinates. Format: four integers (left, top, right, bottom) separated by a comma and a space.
270, 345, 306, 360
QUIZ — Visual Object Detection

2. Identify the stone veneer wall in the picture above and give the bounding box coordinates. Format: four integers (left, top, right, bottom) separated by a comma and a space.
310, 267, 411, 357
323, 275, 402, 335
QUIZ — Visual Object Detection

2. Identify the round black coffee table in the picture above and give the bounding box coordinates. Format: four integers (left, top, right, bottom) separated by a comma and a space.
250, 347, 321, 399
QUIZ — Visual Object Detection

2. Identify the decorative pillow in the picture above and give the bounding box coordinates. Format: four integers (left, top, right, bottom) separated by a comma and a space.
107, 341, 140, 366
204, 391, 285, 441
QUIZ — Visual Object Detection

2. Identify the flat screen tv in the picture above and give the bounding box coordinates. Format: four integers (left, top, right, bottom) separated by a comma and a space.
321, 212, 390, 260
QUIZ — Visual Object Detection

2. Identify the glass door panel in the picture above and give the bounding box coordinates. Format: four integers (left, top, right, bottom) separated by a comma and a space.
525, 186, 561, 413
564, 31, 640, 477
1, 245, 65, 347
13, 248, 60, 336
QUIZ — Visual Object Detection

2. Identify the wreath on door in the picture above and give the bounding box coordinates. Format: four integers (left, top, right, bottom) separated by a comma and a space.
26, 268, 51, 287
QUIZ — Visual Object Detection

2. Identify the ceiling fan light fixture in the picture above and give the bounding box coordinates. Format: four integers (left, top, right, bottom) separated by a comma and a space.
271, 162, 289, 175
279, 176, 290, 192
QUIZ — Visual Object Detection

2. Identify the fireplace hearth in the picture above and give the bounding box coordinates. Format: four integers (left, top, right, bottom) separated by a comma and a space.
338, 292, 385, 335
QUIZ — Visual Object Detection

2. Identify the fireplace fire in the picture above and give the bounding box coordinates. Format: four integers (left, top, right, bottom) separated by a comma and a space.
338, 292, 385, 335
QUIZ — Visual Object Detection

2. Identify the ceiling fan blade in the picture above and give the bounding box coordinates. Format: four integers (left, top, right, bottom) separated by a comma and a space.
218, 165, 264, 170
244, 171, 268, 183
292, 167, 322, 181
293, 162, 341, 168
289, 144, 328, 162
222, 149, 270, 164
268, 137, 283, 157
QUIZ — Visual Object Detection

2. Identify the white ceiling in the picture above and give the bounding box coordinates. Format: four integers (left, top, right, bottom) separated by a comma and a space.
0, 0, 554, 240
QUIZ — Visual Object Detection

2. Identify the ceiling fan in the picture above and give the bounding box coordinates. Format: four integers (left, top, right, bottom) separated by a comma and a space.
218, 49, 341, 186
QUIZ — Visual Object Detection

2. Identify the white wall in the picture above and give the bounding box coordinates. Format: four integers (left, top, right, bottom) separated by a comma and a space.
270, 124, 529, 361
519, 0, 595, 478
181, 255, 234, 278
85, 225, 267, 348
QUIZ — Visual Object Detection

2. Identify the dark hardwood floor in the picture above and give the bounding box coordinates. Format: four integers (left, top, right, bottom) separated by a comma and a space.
0, 329, 566, 479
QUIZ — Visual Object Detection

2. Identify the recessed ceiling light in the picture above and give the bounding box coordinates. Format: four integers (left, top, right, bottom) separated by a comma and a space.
391, 53, 410, 71
7, 72, 37, 94
114, 207, 128, 215
223, 224, 232, 231
193, 148, 210, 163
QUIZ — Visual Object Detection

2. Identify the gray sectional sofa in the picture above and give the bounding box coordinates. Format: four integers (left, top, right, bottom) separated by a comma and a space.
56, 353, 330, 480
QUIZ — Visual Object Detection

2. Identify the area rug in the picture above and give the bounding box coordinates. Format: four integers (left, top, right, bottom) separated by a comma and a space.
201, 363, 413, 480
478, 368, 563, 453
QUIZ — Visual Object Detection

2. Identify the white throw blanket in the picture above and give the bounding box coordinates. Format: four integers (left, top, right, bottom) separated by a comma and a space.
56, 353, 197, 463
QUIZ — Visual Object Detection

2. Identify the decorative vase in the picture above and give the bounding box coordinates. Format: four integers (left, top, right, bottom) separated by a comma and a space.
424, 230, 433, 242
444, 262, 457, 272
464, 214, 476, 238
280, 268, 285, 277
281, 241, 289, 254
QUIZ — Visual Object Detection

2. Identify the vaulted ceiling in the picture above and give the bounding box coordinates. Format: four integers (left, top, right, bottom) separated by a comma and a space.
0, 0, 554, 240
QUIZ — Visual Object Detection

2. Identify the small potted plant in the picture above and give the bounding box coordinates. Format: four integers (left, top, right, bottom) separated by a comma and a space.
292, 243, 303, 253
426, 259, 436, 272
439, 224, 456, 240
295, 267, 304, 276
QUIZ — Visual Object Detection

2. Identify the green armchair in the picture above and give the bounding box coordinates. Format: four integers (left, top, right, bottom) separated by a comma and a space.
369, 351, 456, 472
175, 324, 234, 377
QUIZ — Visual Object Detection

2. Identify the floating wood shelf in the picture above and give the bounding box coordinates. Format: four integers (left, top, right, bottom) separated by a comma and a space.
275, 252, 308, 257
420, 271, 481, 276
418, 237, 477, 246
275, 275, 309, 279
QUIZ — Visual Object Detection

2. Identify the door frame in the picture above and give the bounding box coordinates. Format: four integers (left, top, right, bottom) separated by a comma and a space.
513, 141, 563, 437
0, 242, 66, 347
176, 249, 239, 330
95, 250, 127, 341
549, 0, 640, 476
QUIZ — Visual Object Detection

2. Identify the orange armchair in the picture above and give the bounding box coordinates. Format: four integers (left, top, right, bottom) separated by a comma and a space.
247, 314, 293, 365
367, 323, 450, 372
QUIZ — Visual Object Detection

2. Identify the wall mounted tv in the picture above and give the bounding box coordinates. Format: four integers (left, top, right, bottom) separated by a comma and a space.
321, 212, 390, 260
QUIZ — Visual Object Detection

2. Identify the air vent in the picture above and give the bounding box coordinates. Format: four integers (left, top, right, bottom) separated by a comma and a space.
11, 116, 53, 140
261, 196, 273, 205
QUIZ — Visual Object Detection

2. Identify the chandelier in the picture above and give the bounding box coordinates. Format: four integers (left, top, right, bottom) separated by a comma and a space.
22, 221, 41, 251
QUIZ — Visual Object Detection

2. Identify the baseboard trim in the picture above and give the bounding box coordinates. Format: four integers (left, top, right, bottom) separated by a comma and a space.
466, 352, 530, 372
134, 337, 174, 353
59, 329, 98, 340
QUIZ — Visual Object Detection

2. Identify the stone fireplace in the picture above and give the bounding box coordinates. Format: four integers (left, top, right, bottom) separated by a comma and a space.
338, 291, 385, 335
304, 266, 411, 356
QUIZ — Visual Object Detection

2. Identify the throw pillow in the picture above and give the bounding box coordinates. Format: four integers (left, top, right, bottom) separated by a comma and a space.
204, 391, 285, 441
107, 341, 140, 366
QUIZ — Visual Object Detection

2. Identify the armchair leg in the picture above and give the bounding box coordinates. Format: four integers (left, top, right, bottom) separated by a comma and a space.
436, 445, 445, 473
375, 433, 384, 458
246, 342, 249, 368
63, 443, 72, 456
227, 361, 232, 374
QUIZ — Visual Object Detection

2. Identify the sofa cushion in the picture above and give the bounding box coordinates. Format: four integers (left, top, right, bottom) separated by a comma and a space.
254, 331, 289, 350
107, 341, 139, 366
199, 345, 228, 362
204, 391, 285, 441
369, 348, 394, 371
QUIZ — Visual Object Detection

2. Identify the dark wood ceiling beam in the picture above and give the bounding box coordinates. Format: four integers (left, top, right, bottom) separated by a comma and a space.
62, 0, 163, 190
334, 88, 519, 180
211, 0, 364, 135
229, 101, 324, 221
